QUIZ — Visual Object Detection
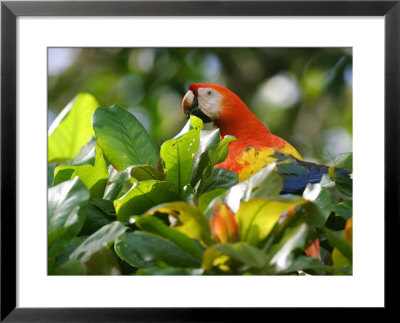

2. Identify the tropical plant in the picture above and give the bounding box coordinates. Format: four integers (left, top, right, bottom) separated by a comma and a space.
48, 93, 352, 275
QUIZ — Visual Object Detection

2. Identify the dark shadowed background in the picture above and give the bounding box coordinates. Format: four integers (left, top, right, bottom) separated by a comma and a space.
48, 47, 352, 163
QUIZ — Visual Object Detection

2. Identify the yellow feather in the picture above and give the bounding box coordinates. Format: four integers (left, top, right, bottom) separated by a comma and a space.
236, 144, 302, 182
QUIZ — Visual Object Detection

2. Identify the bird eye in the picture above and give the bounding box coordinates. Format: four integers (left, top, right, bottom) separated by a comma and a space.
207, 90, 212, 95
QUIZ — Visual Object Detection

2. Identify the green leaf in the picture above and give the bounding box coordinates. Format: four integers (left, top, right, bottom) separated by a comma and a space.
332, 152, 352, 173
48, 93, 100, 163
160, 116, 202, 192
54, 259, 87, 275
332, 200, 352, 219
85, 247, 122, 275
324, 227, 352, 261
115, 231, 201, 268
236, 198, 306, 246
48, 163, 60, 187
225, 163, 282, 212
333, 170, 352, 197
269, 223, 308, 273
213, 242, 269, 268
79, 200, 114, 236
129, 164, 164, 181
56, 236, 87, 265
54, 146, 109, 198
282, 255, 351, 275
135, 267, 203, 275
92, 105, 159, 171
114, 181, 179, 223
134, 215, 204, 260
209, 135, 237, 165
189, 129, 220, 187
197, 168, 238, 195
69, 221, 127, 262
68, 137, 97, 166
198, 188, 226, 213
143, 201, 213, 245
48, 177, 89, 258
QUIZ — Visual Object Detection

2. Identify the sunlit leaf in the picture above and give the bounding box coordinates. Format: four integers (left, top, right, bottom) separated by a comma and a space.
236, 198, 306, 246
143, 201, 213, 245
198, 188, 226, 213
134, 215, 204, 260
209, 135, 237, 165
130, 164, 164, 181
48, 177, 89, 258
225, 163, 281, 212
213, 242, 269, 268
332, 152, 352, 173
92, 105, 159, 171
53, 146, 109, 198
70, 221, 127, 262
114, 180, 179, 223
48, 93, 100, 163
324, 227, 352, 261
189, 129, 220, 187
269, 223, 308, 272
160, 116, 202, 192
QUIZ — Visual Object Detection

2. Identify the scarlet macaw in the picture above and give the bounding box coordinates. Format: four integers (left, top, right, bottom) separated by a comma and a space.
182, 83, 347, 194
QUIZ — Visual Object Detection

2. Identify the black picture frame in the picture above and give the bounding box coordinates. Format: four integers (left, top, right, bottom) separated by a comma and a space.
1, 1, 398, 321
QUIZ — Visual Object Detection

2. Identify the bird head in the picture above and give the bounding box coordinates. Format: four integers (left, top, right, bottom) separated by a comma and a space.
182, 83, 245, 124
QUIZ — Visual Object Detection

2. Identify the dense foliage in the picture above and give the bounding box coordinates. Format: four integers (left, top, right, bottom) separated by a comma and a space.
48, 94, 352, 275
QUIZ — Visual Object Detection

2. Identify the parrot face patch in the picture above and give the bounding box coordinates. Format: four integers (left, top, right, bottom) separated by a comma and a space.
196, 87, 223, 121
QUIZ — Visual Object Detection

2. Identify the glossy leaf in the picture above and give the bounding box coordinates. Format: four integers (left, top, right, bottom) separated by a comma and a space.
225, 163, 281, 212
48, 177, 89, 257
213, 242, 269, 268
130, 164, 164, 181
324, 227, 352, 261
92, 105, 159, 171
197, 167, 238, 196
53, 146, 108, 198
198, 188, 226, 213
160, 116, 202, 191
209, 135, 237, 165
70, 221, 127, 262
236, 198, 306, 246
134, 215, 204, 260
269, 223, 308, 272
332, 200, 352, 220
115, 231, 201, 268
114, 180, 179, 223
48, 93, 100, 163
282, 255, 351, 275
79, 200, 114, 236
143, 201, 212, 245
332, 152, 352, 173
333, 170, 352, 197
189, 129, 220, 187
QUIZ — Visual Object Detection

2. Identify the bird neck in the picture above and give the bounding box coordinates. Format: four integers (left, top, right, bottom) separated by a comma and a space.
214, 101, 272, 144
